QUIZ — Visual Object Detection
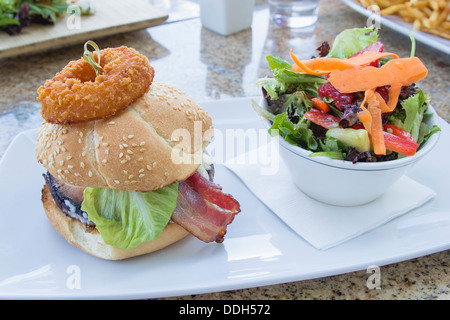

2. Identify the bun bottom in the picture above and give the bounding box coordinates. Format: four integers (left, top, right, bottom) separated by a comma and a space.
41, 185, 189, 260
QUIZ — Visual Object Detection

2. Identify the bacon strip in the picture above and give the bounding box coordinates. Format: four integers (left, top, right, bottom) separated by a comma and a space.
171, 172, 241, 243
184, 172, 241, 213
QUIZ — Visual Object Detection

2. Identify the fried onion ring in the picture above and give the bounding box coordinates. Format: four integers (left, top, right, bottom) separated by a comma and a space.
37, 46, 154, 124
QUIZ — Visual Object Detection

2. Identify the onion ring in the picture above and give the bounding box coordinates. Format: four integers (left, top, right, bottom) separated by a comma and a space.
37, 46, 154, 124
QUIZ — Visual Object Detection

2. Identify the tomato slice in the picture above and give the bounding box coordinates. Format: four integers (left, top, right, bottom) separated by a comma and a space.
383, 131, 418, 156
353, 123, 418, 156
350, 41, 384, 67
303, 108, 340, 129
383, 124, 416, 143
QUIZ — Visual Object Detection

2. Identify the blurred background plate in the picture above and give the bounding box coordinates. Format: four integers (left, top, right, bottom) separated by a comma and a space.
341, 0, 450, 54
0, 0, 168, 59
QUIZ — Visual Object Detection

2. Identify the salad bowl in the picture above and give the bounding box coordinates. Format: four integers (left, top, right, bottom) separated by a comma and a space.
255, 26, 442, 206
259, 97, 441, 207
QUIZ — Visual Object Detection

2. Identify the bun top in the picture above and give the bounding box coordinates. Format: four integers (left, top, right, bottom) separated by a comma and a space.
36, 81, 214, 191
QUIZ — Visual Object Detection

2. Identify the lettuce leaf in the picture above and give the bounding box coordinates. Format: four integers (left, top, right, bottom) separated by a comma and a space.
258, 55, 327, 100
401, 89, 430, 142
81, 182, 179, 250
270, 113, 318, 150
327, 27, 379, 59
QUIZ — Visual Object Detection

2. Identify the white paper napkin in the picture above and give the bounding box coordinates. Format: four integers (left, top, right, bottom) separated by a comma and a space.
224, 145, 436, 250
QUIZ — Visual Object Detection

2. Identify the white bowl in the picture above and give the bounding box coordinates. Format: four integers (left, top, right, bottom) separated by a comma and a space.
260, 97, 441, 206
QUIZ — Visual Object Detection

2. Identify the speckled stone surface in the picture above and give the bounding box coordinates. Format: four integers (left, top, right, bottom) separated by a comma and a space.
0, 0, 448, 299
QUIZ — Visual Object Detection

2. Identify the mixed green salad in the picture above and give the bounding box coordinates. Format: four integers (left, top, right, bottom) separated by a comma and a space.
255, 27, 440, 163
0, 0, 92, 35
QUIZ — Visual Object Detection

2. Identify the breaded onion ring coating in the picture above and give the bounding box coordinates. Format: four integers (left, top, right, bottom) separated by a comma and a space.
37, 46, 154, 124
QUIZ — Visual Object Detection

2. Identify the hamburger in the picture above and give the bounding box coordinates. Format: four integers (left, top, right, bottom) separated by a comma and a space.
35, 45, 240, 260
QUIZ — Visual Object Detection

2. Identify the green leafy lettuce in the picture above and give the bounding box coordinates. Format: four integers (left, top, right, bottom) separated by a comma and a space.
0, 0, 19, 27
389, 89, 441, 145
269, 113, 318, 151
257, 55, 327, 100
81, 182, 179, 250
402, 89, 430, 142
326, 27, 378, 59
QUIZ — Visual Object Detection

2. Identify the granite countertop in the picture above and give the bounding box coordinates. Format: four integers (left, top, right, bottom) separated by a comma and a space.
0, 0, 448, 299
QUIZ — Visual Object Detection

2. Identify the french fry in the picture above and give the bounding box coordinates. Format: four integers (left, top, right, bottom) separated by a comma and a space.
355, 0, 450, 40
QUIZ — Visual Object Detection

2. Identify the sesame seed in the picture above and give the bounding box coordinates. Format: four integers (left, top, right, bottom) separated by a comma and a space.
80, 162, 85, 168
128, 135, 134, 139
128, 175, 134, 179
68, 165, 74, 169
139, 174, 145, 178
114, 180, 120, 184
88, 171, 92, 177
102, 159, 107, 164
119, 153, 124, 158
125, 155, 131, 160
123, 143, 128, 148
139, 169, 144, 173
127, 150, 133, 154
121, 160, 127, 164
59, 160, 64, 166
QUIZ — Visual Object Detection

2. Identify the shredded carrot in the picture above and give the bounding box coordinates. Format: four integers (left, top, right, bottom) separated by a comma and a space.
292, 63, 304, 73
290, 50, 399, 75
386, 82, 403, 112
311, 97, 330, 112
358, 104, 372, 134
363, 88, 390, 113
328, 57, 428, 93
368, 105, 386, 155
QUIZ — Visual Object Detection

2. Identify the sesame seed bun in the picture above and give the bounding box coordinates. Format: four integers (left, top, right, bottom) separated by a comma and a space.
36, 81, 214, 191
42, 184, 189, 260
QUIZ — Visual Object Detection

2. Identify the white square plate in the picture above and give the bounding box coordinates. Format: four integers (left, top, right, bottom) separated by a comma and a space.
0, 97, 449, 299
